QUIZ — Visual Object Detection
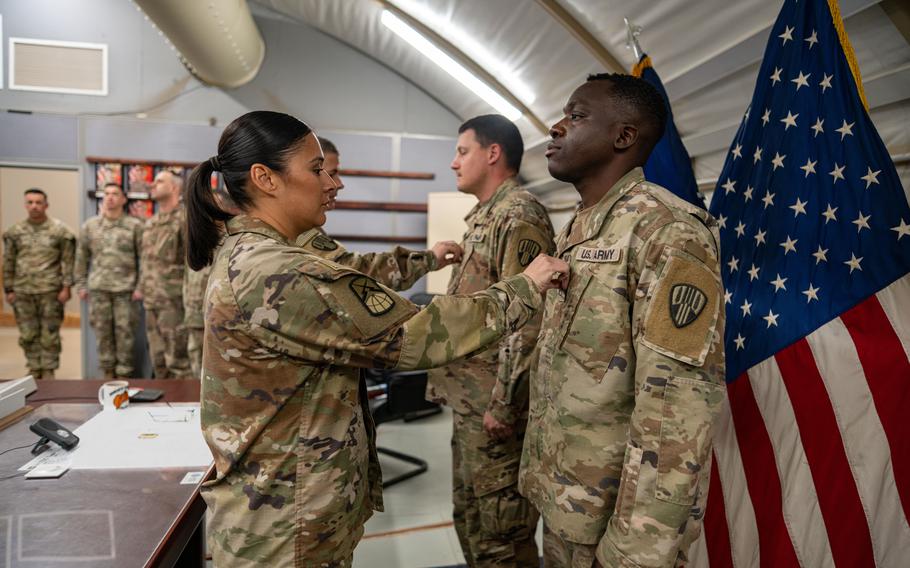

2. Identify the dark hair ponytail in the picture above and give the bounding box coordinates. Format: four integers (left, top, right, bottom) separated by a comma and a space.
185, 111, 312, 270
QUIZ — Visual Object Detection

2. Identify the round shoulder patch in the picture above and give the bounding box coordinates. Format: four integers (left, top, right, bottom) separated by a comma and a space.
349, 275, 395, 316
311, 234, 339, 251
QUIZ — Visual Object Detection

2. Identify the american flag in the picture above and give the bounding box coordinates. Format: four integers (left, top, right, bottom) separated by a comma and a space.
695, 0, 910, 566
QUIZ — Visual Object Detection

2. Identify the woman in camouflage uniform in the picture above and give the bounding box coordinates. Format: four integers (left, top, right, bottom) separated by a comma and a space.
185, 111, 567, 567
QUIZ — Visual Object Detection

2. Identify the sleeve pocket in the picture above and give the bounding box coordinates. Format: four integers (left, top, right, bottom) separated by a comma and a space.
656, 377, 724, 506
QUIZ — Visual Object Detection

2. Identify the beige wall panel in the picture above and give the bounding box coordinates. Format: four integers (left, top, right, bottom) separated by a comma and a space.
426, 192, 476, 295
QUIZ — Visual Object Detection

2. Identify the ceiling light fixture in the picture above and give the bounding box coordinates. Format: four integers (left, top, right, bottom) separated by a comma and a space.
380, 10, 522, 121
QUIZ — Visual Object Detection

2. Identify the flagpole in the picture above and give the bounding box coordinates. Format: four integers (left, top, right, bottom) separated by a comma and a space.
624, 17, 643, 62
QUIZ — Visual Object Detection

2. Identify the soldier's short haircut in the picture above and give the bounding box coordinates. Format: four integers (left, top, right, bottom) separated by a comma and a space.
103, 183, 126, 197
185, 110, 313, 271
163, 168, 184, 189
458, 115, 524, 173
318, 137, 339, 156
586, 73, 668, 151
24, 188, 48, 201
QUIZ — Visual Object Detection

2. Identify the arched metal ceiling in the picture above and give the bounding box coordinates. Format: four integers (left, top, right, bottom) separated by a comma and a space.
248, 0, 910, 203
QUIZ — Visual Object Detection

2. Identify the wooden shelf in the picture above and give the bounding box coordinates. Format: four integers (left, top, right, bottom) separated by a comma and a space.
89, 189, 150, 199
338, 168, 434, 180
87, 156, 200, 168
334, 201, 427, 213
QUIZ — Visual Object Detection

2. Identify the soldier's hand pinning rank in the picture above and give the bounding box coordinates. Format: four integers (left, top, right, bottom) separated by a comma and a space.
522, 254, 569, 292
431, 240, 463, 268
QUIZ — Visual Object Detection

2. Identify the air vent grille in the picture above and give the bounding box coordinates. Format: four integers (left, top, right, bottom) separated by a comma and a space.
9, 38, 107, 95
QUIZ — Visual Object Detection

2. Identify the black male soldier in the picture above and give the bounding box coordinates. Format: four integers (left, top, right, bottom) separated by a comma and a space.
427, 115, 555, 566
296, 137, 462, 288
519, 74, 726, 567
3, 188, 76, 379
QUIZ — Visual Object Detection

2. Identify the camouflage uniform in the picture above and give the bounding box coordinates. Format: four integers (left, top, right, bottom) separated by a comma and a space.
296, 228, 436, 291
518, 169, 726, 567
426, 178, 555, 567
75, 214, 143, 378
2, 218, 75, 377
201, 215, 543, 567
183, 263, 212, 380
139, 205, 190, 378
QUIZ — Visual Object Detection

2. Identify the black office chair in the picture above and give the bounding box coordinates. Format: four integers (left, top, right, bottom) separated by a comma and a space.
366, 368, 442, 488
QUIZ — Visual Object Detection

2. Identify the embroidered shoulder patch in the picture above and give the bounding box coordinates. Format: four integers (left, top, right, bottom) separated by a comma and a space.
641, 252, 719, 366
311, 234, 338, 251
576, 246, 622, 263
669, 284, 707, 328
517, 239, 541, 267
349, 275, 395, 316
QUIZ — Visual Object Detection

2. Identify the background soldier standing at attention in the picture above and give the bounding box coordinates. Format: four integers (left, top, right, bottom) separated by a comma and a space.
138, 169, 190, 378
2, 188, 76, 379
75, 183, 143, 379
296, 136, 463, 290
519, 74, 726, 568
426, 114, 555, 567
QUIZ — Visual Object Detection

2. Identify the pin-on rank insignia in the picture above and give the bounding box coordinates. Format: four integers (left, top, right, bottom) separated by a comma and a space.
517, 239, 541, 267
669, 283, 707, 328
349, 276, 395, 316
311, 234, 338, 251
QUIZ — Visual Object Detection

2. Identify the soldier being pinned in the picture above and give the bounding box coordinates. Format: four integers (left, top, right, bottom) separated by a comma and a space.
519, 74, 726, 568
184, 111, 569, 567
3, 188, 76, 379
295, 136, 463, 289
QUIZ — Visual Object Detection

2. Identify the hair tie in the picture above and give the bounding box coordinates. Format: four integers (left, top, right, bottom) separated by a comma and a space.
210, 156, 222, 171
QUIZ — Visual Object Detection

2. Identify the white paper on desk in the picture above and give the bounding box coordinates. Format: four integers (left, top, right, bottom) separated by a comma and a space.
39, 405, 213, 470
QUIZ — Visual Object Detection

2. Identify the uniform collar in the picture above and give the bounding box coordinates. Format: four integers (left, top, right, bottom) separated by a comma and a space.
226, 215, 292, 245
559, 167, 645, 253
155, 203, 183, 219
100, 214, 126, 225
464, 177, 519, 224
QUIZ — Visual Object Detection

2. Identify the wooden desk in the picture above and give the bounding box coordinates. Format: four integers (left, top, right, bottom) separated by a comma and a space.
0, 380, 208, 568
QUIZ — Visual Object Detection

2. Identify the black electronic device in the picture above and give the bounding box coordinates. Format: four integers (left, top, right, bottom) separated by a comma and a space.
130, 388, 164, 402
29, 418, 79, 455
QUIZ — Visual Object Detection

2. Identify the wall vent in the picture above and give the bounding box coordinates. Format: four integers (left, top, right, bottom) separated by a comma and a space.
9, 38, 108, 96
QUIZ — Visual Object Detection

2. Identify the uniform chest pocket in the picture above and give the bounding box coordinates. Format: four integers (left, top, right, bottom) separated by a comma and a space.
559, 266, 628, 382
155, 231, 179, 262
101, 229, 124, 250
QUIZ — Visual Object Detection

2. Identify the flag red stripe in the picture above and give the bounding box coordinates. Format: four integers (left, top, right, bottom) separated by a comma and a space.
840, 295, 910, 519
704, 455, 734, 568
775, 339, 875, 567
727, 373, 799, 567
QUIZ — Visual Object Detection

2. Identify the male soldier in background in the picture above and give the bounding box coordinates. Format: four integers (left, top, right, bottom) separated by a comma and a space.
2, 188, 76, 379
426, 115, 555, 566
295, 137, 463, 289
75, 183, 143, 378
137, 170, 190, 378
519, 74, 725, 567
